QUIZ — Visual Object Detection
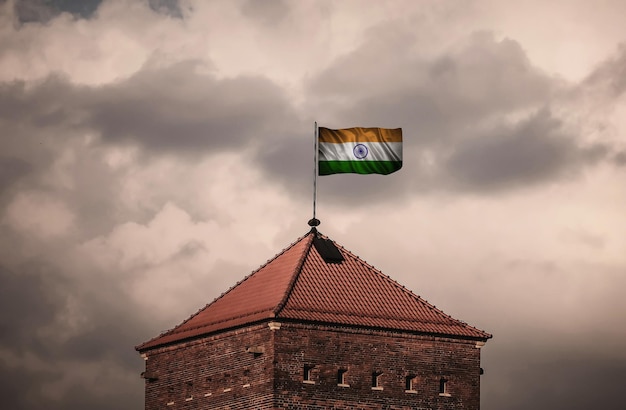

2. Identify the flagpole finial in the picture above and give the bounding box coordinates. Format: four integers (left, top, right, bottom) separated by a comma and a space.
308, 218, 320, 227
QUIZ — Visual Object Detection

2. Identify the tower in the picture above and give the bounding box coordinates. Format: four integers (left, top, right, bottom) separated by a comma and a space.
136, 229, 491, 409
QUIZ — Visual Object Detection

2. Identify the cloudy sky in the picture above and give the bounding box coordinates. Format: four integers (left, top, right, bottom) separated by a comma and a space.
1, 0, 625, 408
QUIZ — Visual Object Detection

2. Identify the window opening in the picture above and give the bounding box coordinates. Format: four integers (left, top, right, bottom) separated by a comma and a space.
371, 371, 383, 390
439, 377, 450, 396
337, 369, 349, 386
184, 380, 193, 400
405, 374, 417, 392
303, 365, 315, 384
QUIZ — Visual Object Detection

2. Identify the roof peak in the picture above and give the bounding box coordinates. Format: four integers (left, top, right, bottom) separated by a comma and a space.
137, 230, 491, 352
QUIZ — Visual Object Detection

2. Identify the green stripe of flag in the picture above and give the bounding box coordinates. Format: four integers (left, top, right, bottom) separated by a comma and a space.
319, 160, 402, 175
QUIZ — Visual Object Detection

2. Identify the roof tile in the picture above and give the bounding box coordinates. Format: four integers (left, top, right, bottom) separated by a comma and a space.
137, 230, 490, 351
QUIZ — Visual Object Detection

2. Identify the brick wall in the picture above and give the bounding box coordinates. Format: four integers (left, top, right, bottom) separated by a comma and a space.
142, 323, 275, 410
273, 322, 482, 410
140, 321, 483, 410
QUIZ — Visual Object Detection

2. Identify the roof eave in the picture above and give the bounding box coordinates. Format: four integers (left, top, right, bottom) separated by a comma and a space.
135, 317, 275, 353
270, 317, 491, 342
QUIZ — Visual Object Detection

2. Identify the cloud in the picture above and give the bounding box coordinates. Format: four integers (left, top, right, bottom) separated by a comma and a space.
0, 2, 625, 410
0, 264, 62, 350
12, 0, 102, 23
299, 29, 623, 199
240, 0, 290, 26
443, 109, 608, 191
4, 190, 75, 237
582, 43, 626, 100
485, 349, 626, 410
147, 0, 183, 18
86, 62, 294, 153
0, 156, 31, 195
0, 62, 298, 156
10, 0, 184, 24
307, 30, 556, 128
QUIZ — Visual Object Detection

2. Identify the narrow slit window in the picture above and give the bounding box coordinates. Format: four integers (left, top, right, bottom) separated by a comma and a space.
337, 369, 348, 386
371, 371, 383, 389
439, 377, 450, 396
184, 380, 193, 400
405, 375, 417, 392
303, 365, 315, 384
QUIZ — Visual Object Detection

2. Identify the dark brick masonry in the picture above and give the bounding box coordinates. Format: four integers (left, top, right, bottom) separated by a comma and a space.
141, 321, 484, 410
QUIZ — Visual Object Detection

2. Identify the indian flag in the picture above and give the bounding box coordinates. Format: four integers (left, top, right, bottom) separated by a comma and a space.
318, 127, 402, 175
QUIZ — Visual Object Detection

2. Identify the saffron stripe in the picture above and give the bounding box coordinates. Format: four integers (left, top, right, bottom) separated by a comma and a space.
319, 127, 402, 144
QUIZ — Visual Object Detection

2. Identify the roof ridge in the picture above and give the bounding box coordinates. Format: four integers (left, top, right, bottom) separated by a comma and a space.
329, 238, 492, 339
272, 230, 315, 316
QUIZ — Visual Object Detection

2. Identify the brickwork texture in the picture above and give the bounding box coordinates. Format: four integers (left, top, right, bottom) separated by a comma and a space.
141, 321, 482, 410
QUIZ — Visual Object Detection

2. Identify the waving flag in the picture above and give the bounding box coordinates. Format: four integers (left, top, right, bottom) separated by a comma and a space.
318, 127, 402, 175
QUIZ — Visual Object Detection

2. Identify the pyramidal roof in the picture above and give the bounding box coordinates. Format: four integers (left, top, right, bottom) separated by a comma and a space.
137, 230, 491, 351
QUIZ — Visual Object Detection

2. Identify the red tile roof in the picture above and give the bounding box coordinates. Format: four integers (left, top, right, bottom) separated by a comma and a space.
137, 230, 491, 351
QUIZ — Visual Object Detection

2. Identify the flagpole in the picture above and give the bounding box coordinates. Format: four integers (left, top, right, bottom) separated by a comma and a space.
309, 121, 320, 229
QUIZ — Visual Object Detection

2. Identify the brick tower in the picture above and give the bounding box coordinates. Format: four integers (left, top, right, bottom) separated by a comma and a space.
136, 229, 491, 409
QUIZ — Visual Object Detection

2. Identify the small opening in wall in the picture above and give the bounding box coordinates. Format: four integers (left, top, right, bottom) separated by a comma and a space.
439, 377, 450, 396
245, 346, 264, 357
185, 380, 193, 400
405, 374, 417, 392
337, 368, 348, 386
140, 371, 158, 382
371, 371, 383, 389
303, 365, 315, 384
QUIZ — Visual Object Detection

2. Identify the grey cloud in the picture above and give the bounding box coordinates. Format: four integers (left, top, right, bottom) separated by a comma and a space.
0, 362, 58, 410
11, 0, 182, 25
295, 29, 618, 199
148, 0, 183, 19
0, 242, 148, 408
13, 0, 58, 24
255, 129, 314, 198
484, 348, 626, 410
0, 359, 141, 410
0, 111, 126, 239
0, 59, 298, 159
583, 43, 626, 99
0, 156, 31, 196
444, 110, 608, 191
308, 30, 556, 132
255, 30, 571, 205
0, 263, 61, 351
0, 61, 305, 240
13, 0, 101, 23
240, 0, 290, 26
86, 61, 295, 154
0, 76, 66, 123
614, 151, 626, 166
